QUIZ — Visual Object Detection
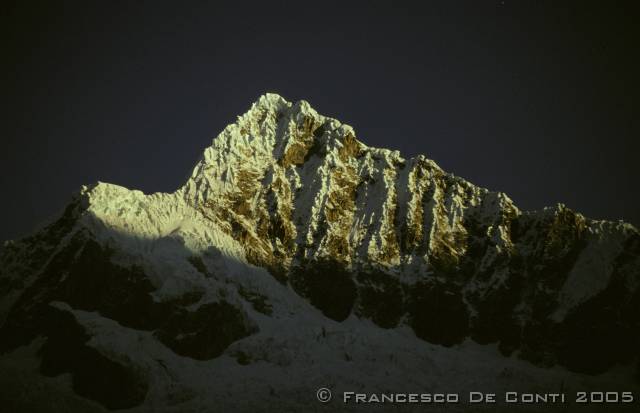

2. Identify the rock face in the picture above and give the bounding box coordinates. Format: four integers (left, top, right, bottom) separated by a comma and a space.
0, 94, 639, 412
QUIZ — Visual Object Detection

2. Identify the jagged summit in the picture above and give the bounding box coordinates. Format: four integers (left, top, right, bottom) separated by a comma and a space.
180, 94, 514, 274
205, 92, 347, 152
1, 95, 639, 412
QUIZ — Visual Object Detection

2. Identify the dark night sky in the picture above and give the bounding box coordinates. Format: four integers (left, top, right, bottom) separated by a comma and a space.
1, 1, 638, 242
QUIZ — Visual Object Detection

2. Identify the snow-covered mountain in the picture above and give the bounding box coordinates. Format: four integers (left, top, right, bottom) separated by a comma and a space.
1, 94, 638, 412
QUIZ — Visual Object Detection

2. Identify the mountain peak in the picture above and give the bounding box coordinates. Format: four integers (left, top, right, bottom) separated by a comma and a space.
236, 93, 355, 149
249, 92, 291, 114
252, 92, 316, 116
183, 94, 367, 203
1, 94, 639, 412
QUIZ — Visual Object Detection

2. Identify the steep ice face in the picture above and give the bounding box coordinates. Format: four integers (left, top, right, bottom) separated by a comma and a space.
0, 93, 639, 412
